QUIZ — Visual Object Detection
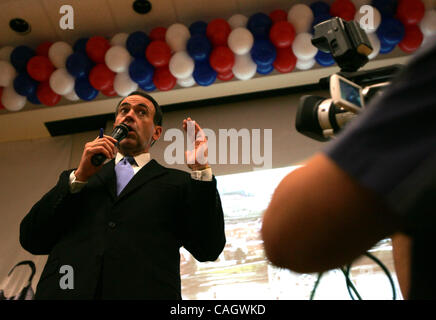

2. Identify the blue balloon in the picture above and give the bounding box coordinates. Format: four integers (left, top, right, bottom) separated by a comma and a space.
13, 73, 38, 97
187, 34, 212, 62
75, 78, 99, 101
377, 18, 405, 46
379, 39, 396, 54
257, 63, 274, 75
66, 52, 94, 78
73, 37, 89, 53
372, 0, 398, 18
10, 46, 35, 73
128, 58, 154, 84
27, 90, 41, 105
310, 1, 330, 17
193, 61, 217, 86
251, 39, 276, 66
190, 21, 208, 36
315, 50, 335, 66
247, 12, 272, 39
139, 79, 156, 92
126, 31, 150, 58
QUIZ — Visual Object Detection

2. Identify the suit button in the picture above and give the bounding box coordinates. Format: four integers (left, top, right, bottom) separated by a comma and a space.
108, 221, 116, 229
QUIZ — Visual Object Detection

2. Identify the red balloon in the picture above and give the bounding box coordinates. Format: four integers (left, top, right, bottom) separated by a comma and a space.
146, 40, 172, 67
0, 87, 5, 110
89, 63, 115, 91
86, 36, 111, 63
397, 0, 425, 25
153, 66, 176, 91
150, 27, 167, 41
37, 81, 61, 106
27, 56, 55, 82
399, 25, 423, 53
269, 21, 296, 48
273, 48, 297, 73
269, 9, 287, 23
330, 0, 356, 21
217, 70, 234, 81
101, 84, 117, 97
36, 41, 53, 57
206, 18, 231, 46
209, 46, 235, 73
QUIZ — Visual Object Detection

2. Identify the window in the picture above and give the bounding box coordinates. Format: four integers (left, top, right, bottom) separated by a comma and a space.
180, 166, 402, 300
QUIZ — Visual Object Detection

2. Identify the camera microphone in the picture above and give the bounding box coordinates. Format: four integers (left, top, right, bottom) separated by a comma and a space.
91, 123, 131, 166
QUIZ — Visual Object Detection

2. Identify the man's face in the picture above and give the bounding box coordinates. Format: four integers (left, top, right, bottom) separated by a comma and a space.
114, 95, 162, 156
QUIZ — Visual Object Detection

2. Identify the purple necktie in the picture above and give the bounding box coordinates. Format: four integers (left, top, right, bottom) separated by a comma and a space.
115, 156, 135, 196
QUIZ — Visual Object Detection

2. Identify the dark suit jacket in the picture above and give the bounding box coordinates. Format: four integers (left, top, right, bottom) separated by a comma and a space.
20, 159, 226, 299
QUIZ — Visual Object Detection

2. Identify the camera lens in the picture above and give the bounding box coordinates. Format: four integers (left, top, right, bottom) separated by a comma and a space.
132, 0, 152, 14
9, 18, 31, 35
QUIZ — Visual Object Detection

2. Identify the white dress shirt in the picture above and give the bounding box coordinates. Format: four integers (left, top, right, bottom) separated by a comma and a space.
69, 152, 213, 193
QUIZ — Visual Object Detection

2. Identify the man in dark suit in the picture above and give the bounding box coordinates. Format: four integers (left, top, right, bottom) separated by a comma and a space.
19, 91, 226, 299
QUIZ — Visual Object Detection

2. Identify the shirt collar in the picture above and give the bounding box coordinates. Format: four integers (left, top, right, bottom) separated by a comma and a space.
115, 152, 151, 169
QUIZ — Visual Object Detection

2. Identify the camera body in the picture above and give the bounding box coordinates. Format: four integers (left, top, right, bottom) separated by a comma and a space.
296, 17, 403, 141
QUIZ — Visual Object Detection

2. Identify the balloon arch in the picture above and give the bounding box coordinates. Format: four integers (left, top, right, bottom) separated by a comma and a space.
0, 0, 434, 111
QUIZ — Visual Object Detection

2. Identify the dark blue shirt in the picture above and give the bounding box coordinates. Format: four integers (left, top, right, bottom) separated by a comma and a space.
324, 41, 436, 299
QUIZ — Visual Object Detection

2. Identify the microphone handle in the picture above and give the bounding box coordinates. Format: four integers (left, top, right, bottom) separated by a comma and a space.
91, 123, 129, 166
91, 153, 107, 166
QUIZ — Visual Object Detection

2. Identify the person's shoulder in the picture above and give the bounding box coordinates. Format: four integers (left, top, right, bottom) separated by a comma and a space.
151, 160, 191, 180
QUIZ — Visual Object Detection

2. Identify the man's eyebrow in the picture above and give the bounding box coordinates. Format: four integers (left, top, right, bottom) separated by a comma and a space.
136, 103, 149, 110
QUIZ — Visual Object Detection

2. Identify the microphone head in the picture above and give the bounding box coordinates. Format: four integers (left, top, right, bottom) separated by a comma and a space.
111, 123, 131, 142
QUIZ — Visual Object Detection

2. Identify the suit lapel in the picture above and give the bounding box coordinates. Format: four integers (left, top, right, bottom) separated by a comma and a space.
94, 159, 117, 200
115, 159, 167, 203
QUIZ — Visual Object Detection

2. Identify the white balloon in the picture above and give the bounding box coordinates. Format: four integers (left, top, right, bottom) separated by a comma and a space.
113, 72, 138, 97
420, 10, 436, 37
292, 33, 318, 60
1, 86, 26, 111
0, 46, 14, 61
288, 4, 314, 34
228, 14, 248, 29
367, 33, 380, 60
169, 51, 194, 79
0, 60, 17, 87
422, 34, 436, 47
49, 68, 75, 95
296, 58, 316, 70
110, 32, 129, 47
177, 75, 195, 88
232, 53, 257, 80
166, 23, 191, 52
105, 45, 132, 73
227, 27, 254, 55
64, 90, 80, 101
355, 6, 381, 33
49, 41, 73, 69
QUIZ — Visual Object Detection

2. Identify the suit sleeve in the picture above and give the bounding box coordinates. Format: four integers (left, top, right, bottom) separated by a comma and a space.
19, 169, 81, 255
180, 175, 226, 262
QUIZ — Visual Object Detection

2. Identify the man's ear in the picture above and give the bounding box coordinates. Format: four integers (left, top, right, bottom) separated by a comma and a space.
153, 126, 163, 142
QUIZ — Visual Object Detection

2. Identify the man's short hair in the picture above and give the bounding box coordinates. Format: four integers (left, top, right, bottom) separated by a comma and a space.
115, 91, 163, 127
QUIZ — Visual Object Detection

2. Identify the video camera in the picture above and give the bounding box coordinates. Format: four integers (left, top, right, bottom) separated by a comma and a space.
295, 17, 404, 141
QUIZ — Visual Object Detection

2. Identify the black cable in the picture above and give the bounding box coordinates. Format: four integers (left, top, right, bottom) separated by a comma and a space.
310, 272, 323, 300
309, 251, 396, 300
341, 266, 362, 300
364, 252, 397, 300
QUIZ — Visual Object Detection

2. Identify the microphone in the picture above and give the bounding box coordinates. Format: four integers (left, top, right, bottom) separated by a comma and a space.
91, 123, 131, 166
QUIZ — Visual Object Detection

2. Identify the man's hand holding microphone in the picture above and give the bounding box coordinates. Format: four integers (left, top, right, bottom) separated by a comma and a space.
74, 124, 130, 182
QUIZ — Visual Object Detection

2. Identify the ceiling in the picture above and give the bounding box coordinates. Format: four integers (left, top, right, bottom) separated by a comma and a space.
0, 0, 429, 142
